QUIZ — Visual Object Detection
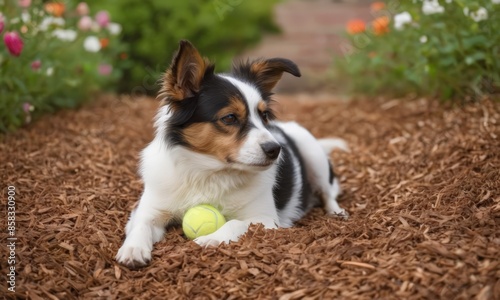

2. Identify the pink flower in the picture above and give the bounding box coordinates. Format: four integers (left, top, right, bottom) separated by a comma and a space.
23, 102, 32, 113
4, 31, 24, 57
95, 11, 110, 28
76, 2, 89, 16
78, 16, 92, 31
18, 0, 31, 8
31, 60, 41, 70
0, 14, 5, 34
98, 64, 112, 76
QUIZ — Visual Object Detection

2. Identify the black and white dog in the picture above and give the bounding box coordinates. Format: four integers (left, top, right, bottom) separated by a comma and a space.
116, 40, 348, 268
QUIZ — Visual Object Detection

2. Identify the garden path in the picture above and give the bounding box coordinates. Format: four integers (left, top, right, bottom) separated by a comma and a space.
241, 0, 372, 91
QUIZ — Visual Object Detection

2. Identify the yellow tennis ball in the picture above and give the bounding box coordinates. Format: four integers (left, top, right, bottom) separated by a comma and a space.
182, 204, 226, 240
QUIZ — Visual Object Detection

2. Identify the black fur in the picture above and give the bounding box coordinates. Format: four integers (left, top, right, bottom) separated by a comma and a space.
166, 74, 256, 148
271, 126, 316, 213
328, 161, 335, 184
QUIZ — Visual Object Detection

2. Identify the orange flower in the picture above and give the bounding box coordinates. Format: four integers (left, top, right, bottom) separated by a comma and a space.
371, 2, 386, 13
346, 19, 366, 35
372, 16, 390, 35
119, 52, 128, 60
44, 2, 65, 17
100, 38, 109, 49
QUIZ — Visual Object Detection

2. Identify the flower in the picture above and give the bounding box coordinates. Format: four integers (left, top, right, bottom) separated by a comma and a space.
52, 29, 77, 42
372, 16, 390, 35
107, 22, 122, 35
78, 16, 92, 31
98, 64, 113, 76
0, 13, 5, 34
31, 60, 42, 70
84, 36, 101, 52
346, 19, 366, 34
23, 103, 34, 112
493, 0, 500, 4
44, 2, 65, 17
100, 37, 109, 48
4, 31, 24, 57
370, 2, 385, 12
394, 12, 412, 30
46, 67, 54, 76
23, 102, 34, 124
95, 11, 110, 27
465, 7, 488, 22
18, 0, 31, 8
420, 35, 428, 43
422, 0, 445, 15
21, 12, 31, 23
39, 16, 65, 31
76, 2, 89, 16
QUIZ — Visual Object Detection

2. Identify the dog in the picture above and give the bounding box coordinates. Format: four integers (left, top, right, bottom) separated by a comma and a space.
116, 40, 348, 268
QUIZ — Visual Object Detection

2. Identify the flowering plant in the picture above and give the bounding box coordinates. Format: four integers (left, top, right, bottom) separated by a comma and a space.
0, 0, 126, 132
335, 0, 500, 101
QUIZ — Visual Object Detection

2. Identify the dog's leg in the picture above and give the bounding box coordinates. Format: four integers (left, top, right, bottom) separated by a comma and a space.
194, 189, 279, 247
116, 189, 173, 268
323, 176, 349, 219
193, 217, 277, 247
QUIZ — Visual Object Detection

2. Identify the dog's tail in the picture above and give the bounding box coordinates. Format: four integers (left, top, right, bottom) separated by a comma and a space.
318, 138, 350, 153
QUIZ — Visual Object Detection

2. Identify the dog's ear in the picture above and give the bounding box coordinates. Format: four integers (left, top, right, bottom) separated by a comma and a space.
159, 40, 213, 102
232, 58, 301, 94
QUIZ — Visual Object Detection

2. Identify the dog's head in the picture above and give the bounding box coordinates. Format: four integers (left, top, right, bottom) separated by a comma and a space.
158, 40, 301, 170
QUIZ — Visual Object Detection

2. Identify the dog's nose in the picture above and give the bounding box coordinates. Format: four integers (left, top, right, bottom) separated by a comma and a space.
260, 142, 281, 160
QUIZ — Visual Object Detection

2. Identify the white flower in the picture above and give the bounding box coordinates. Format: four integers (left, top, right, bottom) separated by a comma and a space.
107, 22, 122, 35
422, 0, 445, 15
394, 12, 412, 30
39, 17, 65, 31
445, 0, 452, 3
492, 0, 500, 4
21, 12, 31, 23
83, 36, 101, 52
420, 35, 428, 43
52, 29, 77, 42
470, 7, 488, 22
46, 67, 54, 76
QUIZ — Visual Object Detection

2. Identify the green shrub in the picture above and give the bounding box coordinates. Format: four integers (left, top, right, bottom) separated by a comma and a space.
86, 0, 280, 95
0, 0, 125, 132
334, 0, 500, 100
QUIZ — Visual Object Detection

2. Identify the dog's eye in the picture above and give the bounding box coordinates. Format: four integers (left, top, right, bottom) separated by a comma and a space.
261, 111, 272, 123
221, 114, 238, 125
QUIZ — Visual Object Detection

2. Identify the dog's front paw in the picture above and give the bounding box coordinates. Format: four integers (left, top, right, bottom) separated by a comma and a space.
116, 244, 152, 269
194, 233, 230, 247
330, 209, 349, 220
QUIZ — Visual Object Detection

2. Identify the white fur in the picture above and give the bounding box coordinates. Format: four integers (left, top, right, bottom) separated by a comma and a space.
116, 77, 347, 268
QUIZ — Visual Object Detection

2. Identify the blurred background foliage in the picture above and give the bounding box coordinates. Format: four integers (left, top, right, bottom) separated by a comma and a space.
86, 0, 281, 94
0, 0, 280, 132
334, 0, 500, 101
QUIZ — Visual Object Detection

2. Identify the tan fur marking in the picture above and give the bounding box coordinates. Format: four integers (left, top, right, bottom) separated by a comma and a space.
158, 41, 210, 104
182, 96, 248, 162
183, 123, 244, 162
217, 96, 246, 120
257, 101, 267, 113
249, 61, 283, 92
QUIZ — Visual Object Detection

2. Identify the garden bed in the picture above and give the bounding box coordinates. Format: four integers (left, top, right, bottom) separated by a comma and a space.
1, 94, 499, 299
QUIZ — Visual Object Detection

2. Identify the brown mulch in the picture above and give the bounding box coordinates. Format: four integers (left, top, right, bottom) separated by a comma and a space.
1, 94, 499, 299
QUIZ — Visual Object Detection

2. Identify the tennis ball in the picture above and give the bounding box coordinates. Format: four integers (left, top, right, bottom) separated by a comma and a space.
182, 204, 226, 240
